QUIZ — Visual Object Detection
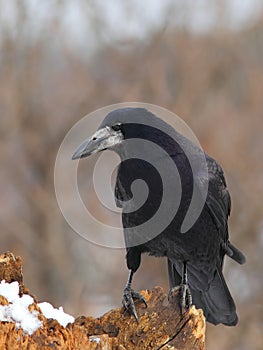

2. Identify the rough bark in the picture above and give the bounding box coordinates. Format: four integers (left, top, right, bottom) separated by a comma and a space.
0, 251, 206, 349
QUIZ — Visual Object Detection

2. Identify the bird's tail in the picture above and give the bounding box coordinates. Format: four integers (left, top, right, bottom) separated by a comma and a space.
168, 259, 238, 326
190, 267, 238, 326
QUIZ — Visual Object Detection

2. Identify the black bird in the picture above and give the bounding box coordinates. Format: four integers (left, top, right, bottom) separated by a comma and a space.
72, 108, 245, 326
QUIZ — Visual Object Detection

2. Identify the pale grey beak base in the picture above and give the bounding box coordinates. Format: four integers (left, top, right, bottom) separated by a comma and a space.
72, 126, 123, 160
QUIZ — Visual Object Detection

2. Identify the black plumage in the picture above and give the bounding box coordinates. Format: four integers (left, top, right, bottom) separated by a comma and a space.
72, 107, 245, 326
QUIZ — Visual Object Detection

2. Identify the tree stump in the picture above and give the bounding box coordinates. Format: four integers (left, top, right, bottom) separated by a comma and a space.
0, 252, 206, 349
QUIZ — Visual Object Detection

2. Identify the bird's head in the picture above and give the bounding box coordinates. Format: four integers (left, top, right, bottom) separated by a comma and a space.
72, 108, 166, 160
72, 110, 126, 160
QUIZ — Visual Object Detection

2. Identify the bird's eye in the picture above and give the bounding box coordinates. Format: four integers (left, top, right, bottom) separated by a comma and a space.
112, 123, 121, 132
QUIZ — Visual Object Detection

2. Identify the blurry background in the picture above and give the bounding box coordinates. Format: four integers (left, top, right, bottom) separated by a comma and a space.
0, 1, 263, 349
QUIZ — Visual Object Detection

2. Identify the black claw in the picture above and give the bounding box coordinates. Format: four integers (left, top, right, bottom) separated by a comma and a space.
122, 286, 147, 322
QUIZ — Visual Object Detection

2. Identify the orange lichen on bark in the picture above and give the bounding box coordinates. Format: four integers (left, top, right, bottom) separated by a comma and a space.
0, 252, 206, 349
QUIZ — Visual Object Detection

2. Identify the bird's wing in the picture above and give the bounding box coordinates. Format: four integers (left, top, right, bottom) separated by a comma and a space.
208, 157, 231, 259
195, 154, 245, 264
195, 155, 238, 265
204, 155, 231, 235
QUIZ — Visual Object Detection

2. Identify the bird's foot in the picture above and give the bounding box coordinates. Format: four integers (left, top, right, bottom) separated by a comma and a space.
179, 283, 192, 313
168, 283, 192, 314
122, 286, 147, 322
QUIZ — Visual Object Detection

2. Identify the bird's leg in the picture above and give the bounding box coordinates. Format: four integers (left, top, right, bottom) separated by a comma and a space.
122, 270, 147, 322
179, 261, 192, 313
168, 262, 192, 312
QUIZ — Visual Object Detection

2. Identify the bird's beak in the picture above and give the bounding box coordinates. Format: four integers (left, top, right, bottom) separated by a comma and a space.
72, 126, 123, 160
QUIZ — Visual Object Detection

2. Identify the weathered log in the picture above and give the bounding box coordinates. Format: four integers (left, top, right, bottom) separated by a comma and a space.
0, 252, 205, 349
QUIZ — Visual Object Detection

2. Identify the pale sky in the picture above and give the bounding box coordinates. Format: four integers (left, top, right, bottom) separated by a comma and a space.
1, 0, 263, 53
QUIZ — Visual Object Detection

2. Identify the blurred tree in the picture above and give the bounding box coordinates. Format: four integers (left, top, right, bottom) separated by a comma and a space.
0, 1, 262, 349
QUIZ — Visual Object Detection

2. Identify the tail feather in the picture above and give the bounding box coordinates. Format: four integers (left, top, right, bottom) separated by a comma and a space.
167, 259, 238, 326
227, 243, 246, 265
191, 268, 238, 326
